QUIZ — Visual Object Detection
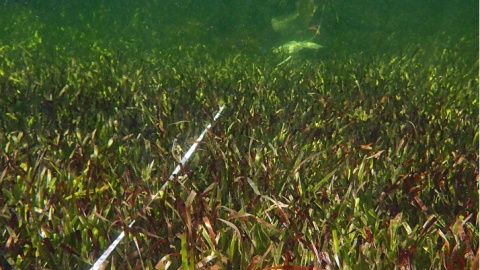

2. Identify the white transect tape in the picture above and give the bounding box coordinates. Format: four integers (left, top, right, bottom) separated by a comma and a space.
90, 221, 135, 270
90, 105, 225, 270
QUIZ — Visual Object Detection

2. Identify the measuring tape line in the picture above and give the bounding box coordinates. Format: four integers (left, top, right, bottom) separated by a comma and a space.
90, 105, 225, 270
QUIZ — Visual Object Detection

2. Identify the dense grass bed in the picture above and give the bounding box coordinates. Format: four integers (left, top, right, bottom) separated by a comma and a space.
0, 1, 479, 269
1, 43, 478, 269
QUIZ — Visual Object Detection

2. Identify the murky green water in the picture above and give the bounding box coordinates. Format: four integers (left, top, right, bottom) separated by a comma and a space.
1, 0, 478, 62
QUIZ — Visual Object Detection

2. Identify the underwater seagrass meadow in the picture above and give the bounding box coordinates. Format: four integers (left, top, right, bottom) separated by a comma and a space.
0, 0, 478, 269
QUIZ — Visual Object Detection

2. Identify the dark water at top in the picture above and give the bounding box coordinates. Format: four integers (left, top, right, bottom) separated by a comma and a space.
0, 0, 478, 62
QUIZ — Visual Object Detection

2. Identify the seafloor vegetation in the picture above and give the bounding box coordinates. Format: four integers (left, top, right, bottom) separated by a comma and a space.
1, 0, 478, 269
